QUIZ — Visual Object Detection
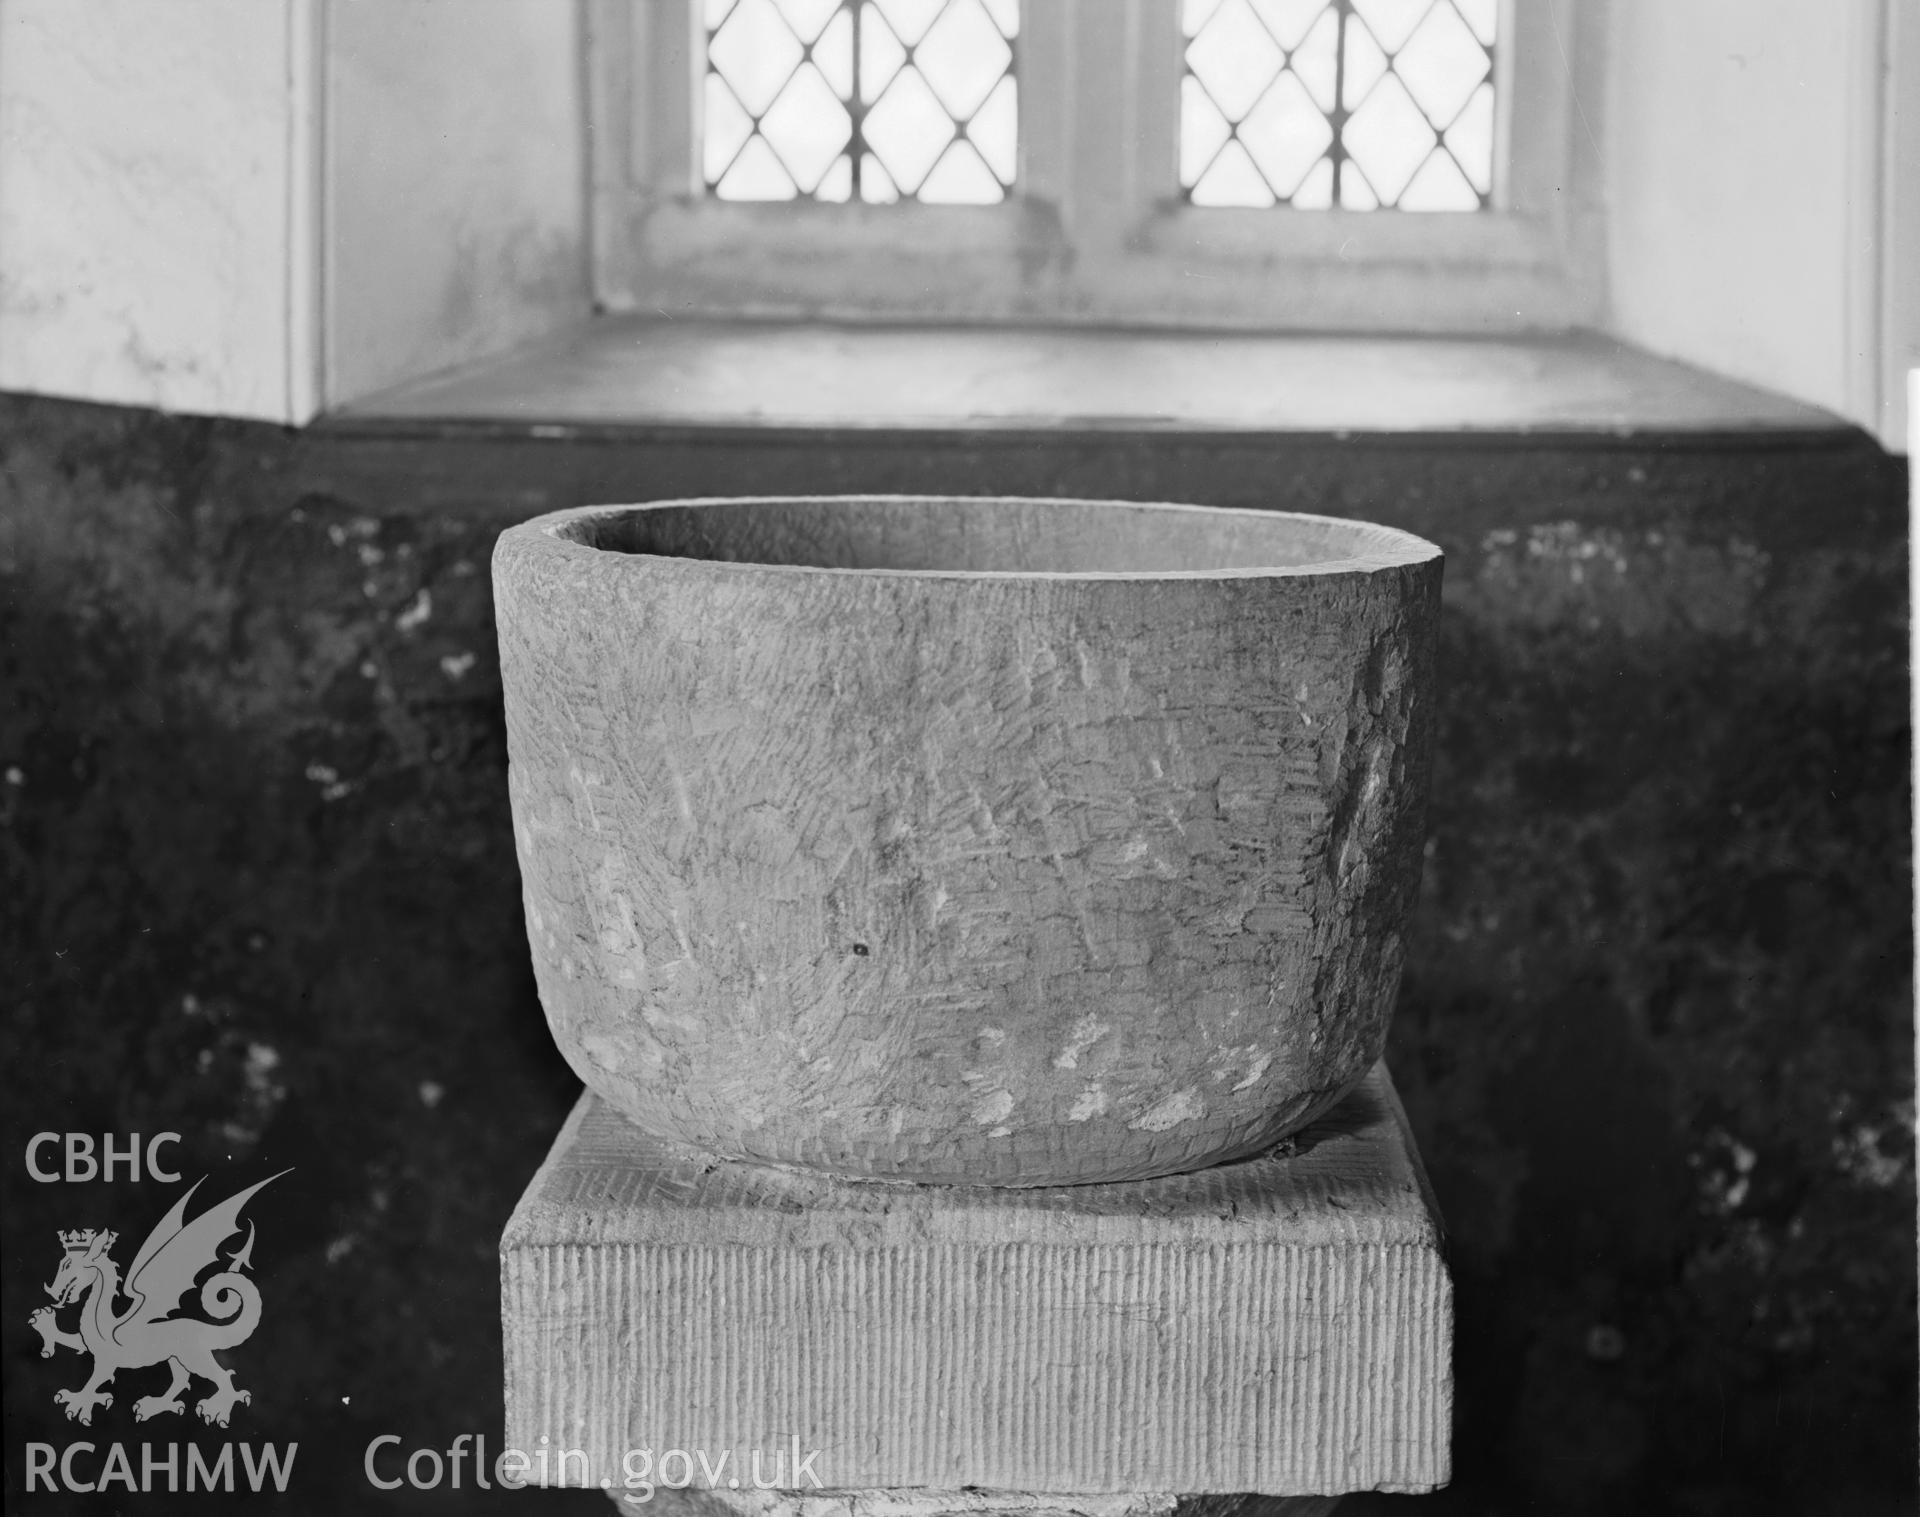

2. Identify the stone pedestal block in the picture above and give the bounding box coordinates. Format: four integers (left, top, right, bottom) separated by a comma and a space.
639, 1490, 1343, 1517
502, 1063, 1450, 1500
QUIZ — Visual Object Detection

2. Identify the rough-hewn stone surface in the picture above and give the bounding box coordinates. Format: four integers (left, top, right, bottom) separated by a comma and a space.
496, 499, 1440, 1183
503, 1064, 1449, 1496
1, 393, 1911, 1513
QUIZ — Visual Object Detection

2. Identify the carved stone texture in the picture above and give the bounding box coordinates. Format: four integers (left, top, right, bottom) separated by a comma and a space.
503, 1063, 1450, 1497
635, 1490, 1343, 1517
493, 497, 1442, 1185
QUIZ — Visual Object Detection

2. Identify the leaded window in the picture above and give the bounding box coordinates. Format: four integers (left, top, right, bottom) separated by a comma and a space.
703, 0, 1020, 203
1180, 0, 1498, 210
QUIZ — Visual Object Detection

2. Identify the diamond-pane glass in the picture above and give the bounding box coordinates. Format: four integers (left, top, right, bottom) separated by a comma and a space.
1182, 0, 1497, 211
704, 0, 1019, 203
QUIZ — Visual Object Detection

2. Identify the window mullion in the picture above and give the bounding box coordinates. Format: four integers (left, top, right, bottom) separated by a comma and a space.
1057, 0, 1178, 271
1014, 0, 1073, 208
1127, 0, 1185, 213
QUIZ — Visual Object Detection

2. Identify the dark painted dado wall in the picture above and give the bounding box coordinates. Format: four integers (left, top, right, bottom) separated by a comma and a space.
1, 392, 1911, 1515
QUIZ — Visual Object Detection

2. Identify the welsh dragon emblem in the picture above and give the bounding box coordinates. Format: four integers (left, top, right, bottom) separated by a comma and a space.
29, 1172, 285, 1427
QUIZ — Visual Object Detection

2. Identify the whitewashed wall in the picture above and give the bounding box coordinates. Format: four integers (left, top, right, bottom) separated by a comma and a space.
1604, 0, 1912, 450
323, 0, 589, 407
0, 0, 589, 424
0, 0, 317, 422
1886, 0, 1920, 451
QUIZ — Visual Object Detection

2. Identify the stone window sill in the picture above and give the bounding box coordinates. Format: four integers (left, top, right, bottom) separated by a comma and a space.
328, 319, 1850, 445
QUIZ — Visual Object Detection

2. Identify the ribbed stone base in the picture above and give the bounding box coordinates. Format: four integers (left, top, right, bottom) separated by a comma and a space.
502, 1063, 1449, 1499
624, 1491, 1343, 1517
